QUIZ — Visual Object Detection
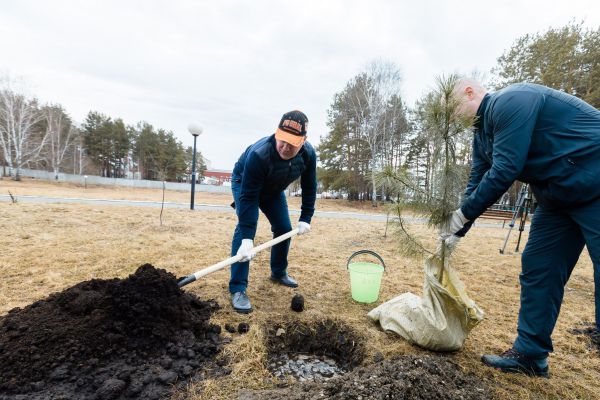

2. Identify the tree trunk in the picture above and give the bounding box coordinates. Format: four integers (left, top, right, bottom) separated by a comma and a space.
371, 164, 377, 207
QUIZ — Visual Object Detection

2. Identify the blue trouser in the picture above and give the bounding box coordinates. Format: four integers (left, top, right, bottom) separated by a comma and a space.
513, 198, 600, 357
229, 182, 292, 293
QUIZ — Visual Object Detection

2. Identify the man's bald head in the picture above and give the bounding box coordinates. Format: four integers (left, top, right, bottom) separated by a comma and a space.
453, 78, 488, 118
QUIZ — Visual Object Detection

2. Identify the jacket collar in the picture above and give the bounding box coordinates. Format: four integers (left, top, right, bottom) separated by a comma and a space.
474, 93, 490, 130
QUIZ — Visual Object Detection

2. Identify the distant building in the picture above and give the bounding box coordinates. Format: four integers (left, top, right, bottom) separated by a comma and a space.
203, 169, 232, 185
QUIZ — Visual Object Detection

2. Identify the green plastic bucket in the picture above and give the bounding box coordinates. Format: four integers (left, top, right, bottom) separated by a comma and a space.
347, 250, 386, 303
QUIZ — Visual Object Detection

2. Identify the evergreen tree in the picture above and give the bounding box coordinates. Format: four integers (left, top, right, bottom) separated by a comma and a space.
493, 21, 600, 108
132, 122, 158, 180
185, 145, 206, 182
82, 111, 114, 177
131, 122, 190, 181
111, 118, 131, 178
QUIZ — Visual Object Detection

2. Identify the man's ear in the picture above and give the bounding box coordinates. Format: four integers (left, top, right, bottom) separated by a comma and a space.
464, 86, 474, 99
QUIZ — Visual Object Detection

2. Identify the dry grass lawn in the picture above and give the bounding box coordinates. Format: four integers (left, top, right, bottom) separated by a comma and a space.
1, 180, 598, 399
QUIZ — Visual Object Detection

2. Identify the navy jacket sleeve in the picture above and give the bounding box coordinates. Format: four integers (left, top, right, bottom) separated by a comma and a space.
299, 149, 317, 223
461, 90, 544, 220
463, 134, 491, 199
238, 151, 266, 239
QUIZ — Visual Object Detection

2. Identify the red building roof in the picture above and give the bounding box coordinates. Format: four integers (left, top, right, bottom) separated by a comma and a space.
204, 169, 232, 185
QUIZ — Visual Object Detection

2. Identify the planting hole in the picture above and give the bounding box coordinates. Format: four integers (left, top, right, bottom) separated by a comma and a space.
265, 319, 365, 383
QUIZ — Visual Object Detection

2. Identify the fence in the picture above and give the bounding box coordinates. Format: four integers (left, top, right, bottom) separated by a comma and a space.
4, 168, 231, 194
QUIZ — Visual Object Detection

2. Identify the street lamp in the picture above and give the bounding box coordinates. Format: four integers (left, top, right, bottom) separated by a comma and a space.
188, 123, 203, 210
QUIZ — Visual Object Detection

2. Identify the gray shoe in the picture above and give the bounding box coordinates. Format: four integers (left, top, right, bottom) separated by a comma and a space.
231, 291, 252, 314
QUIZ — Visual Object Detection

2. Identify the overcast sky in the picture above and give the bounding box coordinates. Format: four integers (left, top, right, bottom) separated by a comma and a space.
1, 1, 599, 169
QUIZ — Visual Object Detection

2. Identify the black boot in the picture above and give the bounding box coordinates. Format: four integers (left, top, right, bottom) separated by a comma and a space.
481, 348, 549, 378
270, 274, 298, 288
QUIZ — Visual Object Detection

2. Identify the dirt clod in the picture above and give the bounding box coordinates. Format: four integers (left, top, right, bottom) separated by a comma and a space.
372, 351, 384, 363
0, 264, 227, 400
225, 323, 237, 333
96, 378, 127, 400
238, 322, 250, 334
291, 294, 304, 312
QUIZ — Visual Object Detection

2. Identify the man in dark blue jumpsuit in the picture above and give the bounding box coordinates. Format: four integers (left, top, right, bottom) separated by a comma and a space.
229, 110, 317, 314
441, 79, 600, 377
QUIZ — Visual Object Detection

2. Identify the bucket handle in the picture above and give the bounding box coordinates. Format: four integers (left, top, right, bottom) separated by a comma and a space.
347, 250, 386, 271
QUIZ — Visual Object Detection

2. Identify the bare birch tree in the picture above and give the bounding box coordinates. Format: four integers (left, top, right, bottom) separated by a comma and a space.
43, 104, 78, 179
0, 86, 46, 180
348, 60, 402, 206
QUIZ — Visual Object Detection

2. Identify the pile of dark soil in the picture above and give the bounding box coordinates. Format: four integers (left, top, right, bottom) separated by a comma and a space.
241, 355, 492, 400
0, 264, 227, 400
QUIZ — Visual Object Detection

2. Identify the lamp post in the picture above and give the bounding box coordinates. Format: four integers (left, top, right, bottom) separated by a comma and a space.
188, 123, 203, 210
78, 145, 83, 175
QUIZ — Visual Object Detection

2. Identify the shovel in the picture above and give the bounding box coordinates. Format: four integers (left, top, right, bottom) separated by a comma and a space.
178, 228, 300, 287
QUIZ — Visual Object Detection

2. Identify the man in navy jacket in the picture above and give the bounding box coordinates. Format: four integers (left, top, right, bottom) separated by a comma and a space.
229, 110, 317, 314
441, 79, 600, 377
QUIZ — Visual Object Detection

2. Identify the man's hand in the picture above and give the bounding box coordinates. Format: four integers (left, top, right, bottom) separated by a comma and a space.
440, 208, 472, 238
443, 235, 461, 252
436, 234, 462, 255
237, 239, 255, 262
297, 221, 311, 235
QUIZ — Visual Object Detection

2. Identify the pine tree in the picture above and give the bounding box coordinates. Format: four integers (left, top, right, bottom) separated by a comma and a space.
379, 75, 474, 258
493, 21, 600, 108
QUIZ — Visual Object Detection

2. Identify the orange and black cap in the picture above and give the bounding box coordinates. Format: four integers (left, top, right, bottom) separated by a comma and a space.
275, 110, 308, 147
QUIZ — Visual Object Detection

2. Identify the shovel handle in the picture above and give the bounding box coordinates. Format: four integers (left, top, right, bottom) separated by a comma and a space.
178, 228, 300, 287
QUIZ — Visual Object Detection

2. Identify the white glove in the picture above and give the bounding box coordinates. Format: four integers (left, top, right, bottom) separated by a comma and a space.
297, 221, 311, 235
439, 208, 470, 239
237, 239, 255, 262
435, 234, 461, 257
443, 235, 461, 252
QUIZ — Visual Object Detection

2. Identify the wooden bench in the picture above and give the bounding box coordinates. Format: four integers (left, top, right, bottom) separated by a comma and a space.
479, 208, 515, 228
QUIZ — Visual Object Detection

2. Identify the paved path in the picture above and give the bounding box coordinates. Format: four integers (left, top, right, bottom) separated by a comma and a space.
1, 194, 401, 221
0, 194, 519, 229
